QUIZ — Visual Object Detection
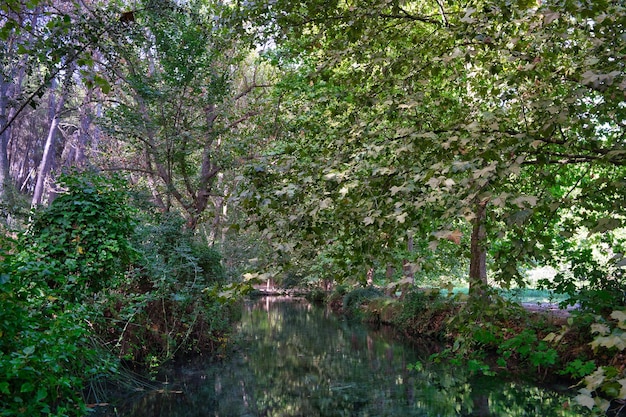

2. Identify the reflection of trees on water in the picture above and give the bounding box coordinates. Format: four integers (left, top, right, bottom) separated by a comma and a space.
108, 298, 588, 417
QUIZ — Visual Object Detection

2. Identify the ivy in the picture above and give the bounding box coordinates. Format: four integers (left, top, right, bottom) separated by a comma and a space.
23, 171, 137, 299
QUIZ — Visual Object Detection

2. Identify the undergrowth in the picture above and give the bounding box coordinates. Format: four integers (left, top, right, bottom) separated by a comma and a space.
0, 171, 241, 416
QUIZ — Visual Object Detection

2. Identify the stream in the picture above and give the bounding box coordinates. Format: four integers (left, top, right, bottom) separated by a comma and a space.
101, 297, 589, 416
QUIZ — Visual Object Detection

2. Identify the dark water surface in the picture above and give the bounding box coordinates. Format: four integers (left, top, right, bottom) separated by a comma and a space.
104, 297, 589, 416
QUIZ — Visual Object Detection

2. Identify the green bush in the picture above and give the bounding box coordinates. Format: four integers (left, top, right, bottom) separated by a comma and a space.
95, 211, 234, 368
0, 292, 116, 417
539, 238, 626, 316
342, 286, 385, 317
24, 171, 137, 299
392, 288, 452, 338
133, 212, 225, 287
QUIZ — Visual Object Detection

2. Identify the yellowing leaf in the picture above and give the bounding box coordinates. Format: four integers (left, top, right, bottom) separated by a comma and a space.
390, 185, 404, 196
619, 378, 626, 399
446, 229, 462, 245
460, 7, 476, 23
395, 212, 408, 223
319, 198, 332, 209
574, 393, 596, 410
443, 178, 456, 188
543, 332, 557, 343
242, 272, 260, 282
591, 323, 611, 336
611, 310, 626, 327
426, 177, 441, 188
584, 369, 606, 391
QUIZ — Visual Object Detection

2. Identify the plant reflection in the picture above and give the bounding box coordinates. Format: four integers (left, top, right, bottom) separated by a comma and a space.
104, 298, 589, 417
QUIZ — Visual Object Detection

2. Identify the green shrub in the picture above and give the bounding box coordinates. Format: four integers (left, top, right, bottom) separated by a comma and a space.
1, 207, 120, 416
539, 240, 626, 316
24, 171, 137, 299
305, 288, 327, 303
95, 211, 235, 368
0, 295, 116, 416
394, 289, 444, 324
0, 172, 136, 415
342, 286, 385, 317
0, 172, 240, 415
133, 212, 225, 287
391, 288, 453, 338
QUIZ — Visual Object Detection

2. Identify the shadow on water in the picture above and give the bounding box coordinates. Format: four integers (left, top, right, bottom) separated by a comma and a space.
97, 297, 590, 417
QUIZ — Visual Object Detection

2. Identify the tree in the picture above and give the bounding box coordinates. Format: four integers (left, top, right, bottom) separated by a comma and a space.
0, 0, 134, 209
100, 0, 270, 231
239, 0, 626, 298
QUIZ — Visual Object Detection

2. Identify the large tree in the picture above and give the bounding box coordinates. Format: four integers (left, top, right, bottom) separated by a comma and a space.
100, 0, 271, 231
239, 0, 626, 297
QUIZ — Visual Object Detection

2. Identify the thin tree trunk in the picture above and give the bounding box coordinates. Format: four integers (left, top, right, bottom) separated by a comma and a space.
0, 77, 13, 205
75, 89, 93, 167
31, 117, 60, 206
402, 235, 415, 283
32, 78, 67, 207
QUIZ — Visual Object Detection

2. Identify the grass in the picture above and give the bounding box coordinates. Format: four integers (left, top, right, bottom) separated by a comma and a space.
443, 287, 567, 305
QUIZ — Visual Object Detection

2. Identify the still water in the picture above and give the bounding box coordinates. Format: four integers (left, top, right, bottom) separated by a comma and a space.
106, 297, 589, 417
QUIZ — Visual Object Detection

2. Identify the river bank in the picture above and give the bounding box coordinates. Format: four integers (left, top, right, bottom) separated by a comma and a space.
95, 297, 590, 417
308, 287, 593, 382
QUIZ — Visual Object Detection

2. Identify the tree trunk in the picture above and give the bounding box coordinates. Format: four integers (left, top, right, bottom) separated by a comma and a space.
0, 77, 13, 206
75, 89, 93, 167
32, 78, 67, 207
469, 200, 489, 300
402, 234, 415, 283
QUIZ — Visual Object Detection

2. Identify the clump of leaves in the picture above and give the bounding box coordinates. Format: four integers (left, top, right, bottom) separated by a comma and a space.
497, 329, 558, 372
539, 237, 626, 317
0, 292, 116, 417
133, 212, 225, 287
24, 170, 137, 299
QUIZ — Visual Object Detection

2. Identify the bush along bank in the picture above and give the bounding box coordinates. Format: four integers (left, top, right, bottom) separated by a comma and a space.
0, 172, 244, 417
327, 285, 626, 415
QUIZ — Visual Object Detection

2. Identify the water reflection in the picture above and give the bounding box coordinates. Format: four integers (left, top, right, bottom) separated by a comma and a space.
103, 297, 589, 416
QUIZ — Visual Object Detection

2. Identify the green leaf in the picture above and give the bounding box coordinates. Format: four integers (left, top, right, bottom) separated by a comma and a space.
20, 382, 34, 393
94, 74, 111, 94
0, 382, 9, 394
35, 387, 48, 401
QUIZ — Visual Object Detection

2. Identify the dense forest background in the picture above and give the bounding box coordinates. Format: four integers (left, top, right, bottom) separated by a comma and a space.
0, 0, 625, 415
